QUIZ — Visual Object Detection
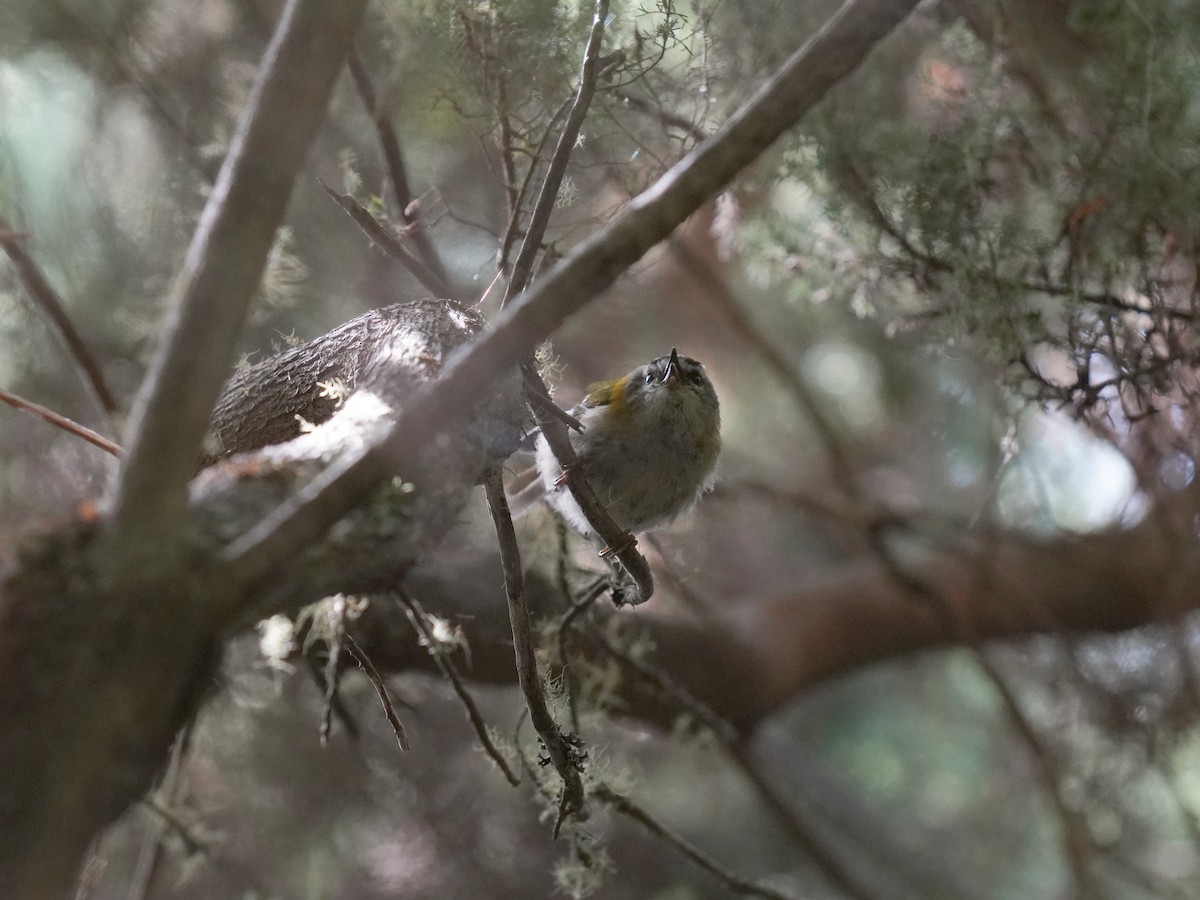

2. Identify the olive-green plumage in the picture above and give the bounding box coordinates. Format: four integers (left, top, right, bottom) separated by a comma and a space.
533, 348, 721, 535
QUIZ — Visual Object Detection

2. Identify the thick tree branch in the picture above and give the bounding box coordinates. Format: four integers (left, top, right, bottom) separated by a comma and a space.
108, 0, 369, 580
0, 301, 526, 899
218, 0, 922, 592
348, 516, 1184, 734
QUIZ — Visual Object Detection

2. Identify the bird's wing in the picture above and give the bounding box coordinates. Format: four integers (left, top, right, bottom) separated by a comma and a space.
582, 378, 622, 408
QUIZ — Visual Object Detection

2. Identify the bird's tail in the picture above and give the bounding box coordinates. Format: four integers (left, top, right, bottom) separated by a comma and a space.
504, 460, 545, 519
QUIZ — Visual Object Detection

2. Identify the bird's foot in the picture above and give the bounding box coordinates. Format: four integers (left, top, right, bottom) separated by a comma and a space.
598, 531, 637, 559
553, 459, 584, 488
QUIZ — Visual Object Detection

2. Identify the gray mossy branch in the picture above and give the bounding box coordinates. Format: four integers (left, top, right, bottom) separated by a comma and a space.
203, 308, 395, 463
194, 299, 527, 621
108, 0, 371, 581
202, 301, 510, 464
0, 299, 527, 899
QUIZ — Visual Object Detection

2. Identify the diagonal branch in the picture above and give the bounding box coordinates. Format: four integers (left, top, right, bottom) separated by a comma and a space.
669, 237, 859, 492
525, 363, 656, 606
396, 590, 521, 786
593, 785, 799, 900
219, 0, 922, 591
0, 221, 117, 416
503, 0, 612, 302
975, 650, 1107, 899
319, 181, 462, 301
344, 633, 410, 752
346, 48, 451, 287
0, 388, 122, 458
107, 0, 370, 581
484, 470, 585, 825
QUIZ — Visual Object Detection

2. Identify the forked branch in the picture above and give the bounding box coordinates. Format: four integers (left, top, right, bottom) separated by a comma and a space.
219, 0, 923, 592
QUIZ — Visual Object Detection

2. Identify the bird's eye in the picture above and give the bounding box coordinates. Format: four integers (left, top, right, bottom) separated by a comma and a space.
644, 372, 655, 384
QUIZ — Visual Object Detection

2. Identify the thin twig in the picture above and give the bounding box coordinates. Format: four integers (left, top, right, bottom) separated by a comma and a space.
554, 577, 609, 673
344, 633, 411, 752
616, 90, 709, 146
492, 52, 522, 236
553, 576, 609, 734
217, 0, 923, 591
596, 630, 736, 742
126, 726, 192, 900
483, 469, 585, 827
712, 478, 877, 528
457, 7, 521, 249
346, 48, 451, 286
395, 590, 521, 785
493, 0, 658, 600
0, 388, 122, 457
137, 800, 207, 858
498, 99, 573, 273
744, 729, 993, 900
503, 0, 611, 302
596, 626, 886, 899
0, 221, 118, 416
975, 650, 1105, 899
45, 0, 218, 181
641, 533, 718, 619
522, 363, 585, 432
594, 785, 800, 900
306, 654, 360, 742
319, 181, 462, 301
728, 743, 886, 900
319, 604, 347, 747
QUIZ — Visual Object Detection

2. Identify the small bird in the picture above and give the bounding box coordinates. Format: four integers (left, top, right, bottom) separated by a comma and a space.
523, 348, 721, 537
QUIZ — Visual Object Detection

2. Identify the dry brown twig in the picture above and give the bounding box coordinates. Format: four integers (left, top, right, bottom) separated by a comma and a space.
0, 388, 122, 458
0, 221, 118, 417
484, 471, 585, 830
344, 633, 410, 752
346, 47, 451, 287
395, 589, 521, 785
318, 181, 462, 302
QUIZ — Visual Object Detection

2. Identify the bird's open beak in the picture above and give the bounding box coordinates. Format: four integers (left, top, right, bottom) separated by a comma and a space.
663, 348, 680, 385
